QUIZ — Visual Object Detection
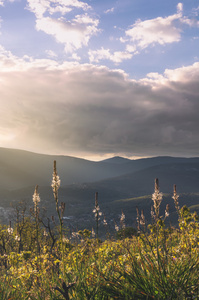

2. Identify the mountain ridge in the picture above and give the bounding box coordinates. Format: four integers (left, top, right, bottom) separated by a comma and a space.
0, 147, 199, 227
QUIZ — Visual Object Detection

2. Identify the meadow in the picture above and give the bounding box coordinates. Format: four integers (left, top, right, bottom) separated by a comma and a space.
0, 161, 198, 300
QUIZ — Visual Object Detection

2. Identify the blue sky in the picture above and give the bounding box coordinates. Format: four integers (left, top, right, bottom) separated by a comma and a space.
0, 0, 199, 160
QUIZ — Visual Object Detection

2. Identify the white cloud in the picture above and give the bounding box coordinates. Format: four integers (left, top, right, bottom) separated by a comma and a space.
45, 49, 57, 58
177, 3, 183, 13
89, 47, 133, 63
104, 7, 115, 14
180, 16, 199, 27
36, 14, 99, 53
26, 0, 99, 53
0, 0, 15, 6
26, 0, 91, 18
120, 2, 199, 56
89, 2, 199, 65
70, 53, 81, 61
124, 13, 182, 51
192, 6, 199, 16
164, 62, 199, 82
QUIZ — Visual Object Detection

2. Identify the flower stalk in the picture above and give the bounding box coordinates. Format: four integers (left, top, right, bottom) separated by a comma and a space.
52, 161, 66, 279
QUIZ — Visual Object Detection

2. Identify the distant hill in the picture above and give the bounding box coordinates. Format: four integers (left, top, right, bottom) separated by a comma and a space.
101, 156, 131, 164
1, 147, 199, 190
0, 148, 134, 189
0, 147, 199, 229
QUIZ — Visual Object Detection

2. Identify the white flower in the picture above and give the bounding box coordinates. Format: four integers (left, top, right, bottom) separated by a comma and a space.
152, 178, 163, 218
62, 237, 69, 243
103, 218, 107, 226
165, 204, 169, 218
151, 206, 155, 219
120, 212, 125, 222
172, 184, 180, 214
33, 185, 40, 208
92, 228, 95, 237
7, 227, 13, 235
115, 224, 119, 232
51, 161, 61, 193
72, 232, 79, 238
43, 229, 48, 237
51, 174, 61, 191
15, 235, 20, 241
140, 210, 145, 226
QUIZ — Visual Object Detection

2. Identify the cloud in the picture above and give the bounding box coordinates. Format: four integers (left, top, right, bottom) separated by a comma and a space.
118, 2, 199, 56
177, 3, 183, 13
26, 0, 91, 18
45, 50, 57, 58
104, 7, 115, 14
88, 47, 133, 64
70, 53, 81, 61
123, 12, 183, 52
36, 14, 99, 52
90, 2, 199, 64
26, 0, 99, 53
0, 49, 199, 157
192, 6, 199, 16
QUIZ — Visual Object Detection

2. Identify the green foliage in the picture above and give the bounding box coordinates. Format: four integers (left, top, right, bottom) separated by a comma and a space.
1, 203, 198, 300
116, 226, 137, 239
0, 164, 199, 299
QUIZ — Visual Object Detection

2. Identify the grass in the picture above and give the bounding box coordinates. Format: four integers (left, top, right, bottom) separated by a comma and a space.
0, 163, 198, 299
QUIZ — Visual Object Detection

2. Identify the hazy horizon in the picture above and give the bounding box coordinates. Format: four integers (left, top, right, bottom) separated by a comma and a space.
1, 146, 199, 163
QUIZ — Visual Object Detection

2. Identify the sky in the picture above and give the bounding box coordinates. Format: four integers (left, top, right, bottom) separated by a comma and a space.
0, 0, 199, 161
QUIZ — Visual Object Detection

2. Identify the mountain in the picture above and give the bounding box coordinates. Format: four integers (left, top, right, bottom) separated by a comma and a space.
0, 148, 134, 189
101, 156, 131, 164
1, 147, 199, 190
0, 147, 199, 230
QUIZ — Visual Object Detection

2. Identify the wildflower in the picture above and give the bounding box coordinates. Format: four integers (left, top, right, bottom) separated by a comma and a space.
32, 185, 40, 208
93, 192, 102, 221
43, 229, 48, 237
152, 178, 163, 219
62, 237, 69, 243
103, 217, 108, 226
120, 211, 126, 229
15, 235, 20, 241
51, 160, 61, 195
151, 205, 155, 219
136, 206, 140, 231
165, 204, 169, 218
7, 227, 13, 235
120, 211, 125, 222
72, 232, 79, 238
140, 209, 145, 226
115, 224, 119, 232
92, 228, 95, 237
172, 184, 180, 216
